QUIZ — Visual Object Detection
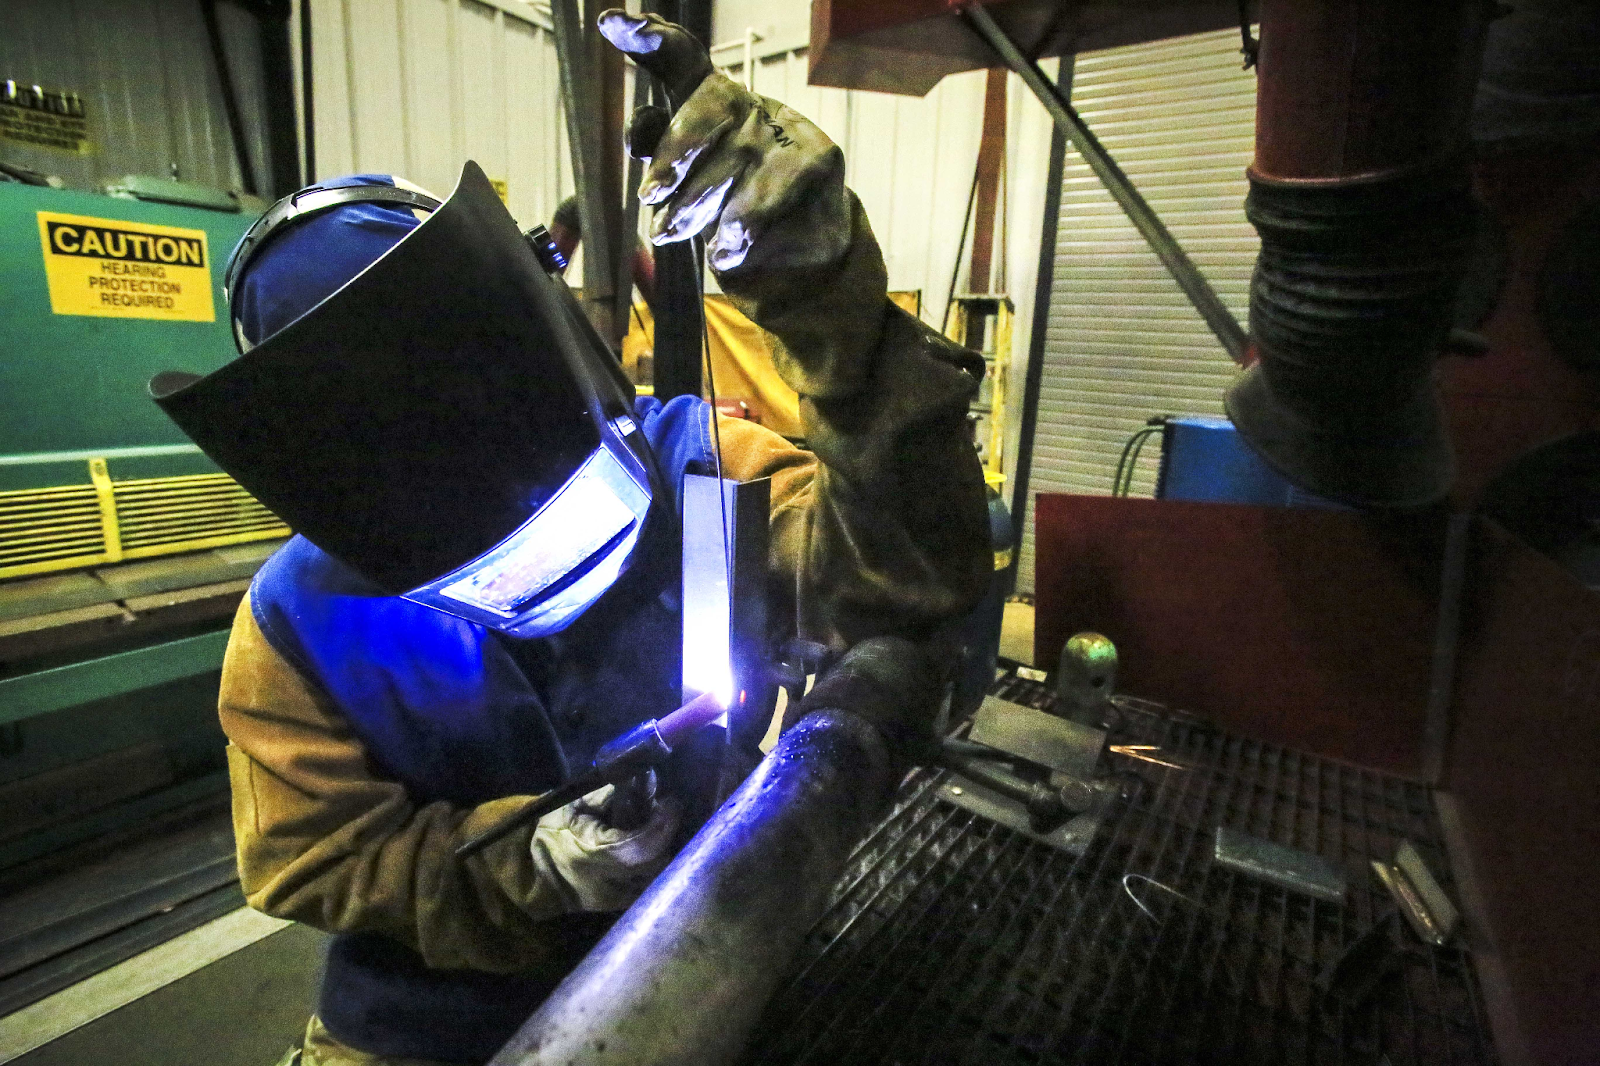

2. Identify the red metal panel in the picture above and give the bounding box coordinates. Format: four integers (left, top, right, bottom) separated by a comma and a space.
807, 0, 1236, 97
1442, 148, 1600, 509
1444, 519, 1600, 1066
1032, 494, 1441, 776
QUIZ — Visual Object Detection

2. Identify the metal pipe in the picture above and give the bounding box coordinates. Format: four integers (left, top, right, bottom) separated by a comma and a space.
299, 0, 314, 182
1008, 55, 1070, 552
959, 2, 1249, 364
487, 709, 899, 1066
550, 0, 616, 305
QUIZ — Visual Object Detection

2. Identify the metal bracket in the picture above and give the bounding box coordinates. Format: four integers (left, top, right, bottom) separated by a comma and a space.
1372, 839, 1461, 947
969, 695, 1107, 778
681, 473, 775, 761
1213, 826, 1347, 903
940, 772, 1103, 857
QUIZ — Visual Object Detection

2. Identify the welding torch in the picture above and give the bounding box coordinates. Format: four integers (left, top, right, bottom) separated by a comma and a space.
455, 690, 725, 859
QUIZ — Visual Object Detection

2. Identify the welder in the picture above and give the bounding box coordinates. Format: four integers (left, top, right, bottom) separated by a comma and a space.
148, 11, 989, 1066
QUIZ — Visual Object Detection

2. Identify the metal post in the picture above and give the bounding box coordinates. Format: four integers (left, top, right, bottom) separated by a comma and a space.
251, 0, 304, 195
299, 0, 314, 182
550, 0, 617, 325
1009, 57, 1070, 562
487, 710, 899, 1066
616, 105, 642, 339
960, 3, 1249, 364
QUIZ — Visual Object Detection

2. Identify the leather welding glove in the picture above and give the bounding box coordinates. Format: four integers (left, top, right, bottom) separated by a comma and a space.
783, 636, 946, 771
598, 9, 904, 399
528, 784, 682, 912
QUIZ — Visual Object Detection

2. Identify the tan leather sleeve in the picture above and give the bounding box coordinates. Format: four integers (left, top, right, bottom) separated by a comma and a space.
715, 192, 992, 648
218, 593, 574, 974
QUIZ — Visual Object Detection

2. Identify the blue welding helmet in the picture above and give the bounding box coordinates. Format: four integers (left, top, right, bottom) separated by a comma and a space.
150, 161, 658, 638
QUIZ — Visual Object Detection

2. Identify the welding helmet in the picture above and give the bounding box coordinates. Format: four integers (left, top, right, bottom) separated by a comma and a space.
150, 162, 658, 638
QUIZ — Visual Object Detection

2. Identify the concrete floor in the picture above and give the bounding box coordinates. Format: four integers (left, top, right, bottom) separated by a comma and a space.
4, 911, 326, 1066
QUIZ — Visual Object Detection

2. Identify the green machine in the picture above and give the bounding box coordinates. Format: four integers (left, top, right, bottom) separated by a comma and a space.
0, 182, 282, 939
0, 181, 284, 577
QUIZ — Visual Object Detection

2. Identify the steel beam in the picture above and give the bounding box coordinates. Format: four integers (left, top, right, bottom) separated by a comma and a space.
960, 2, 1249, 364
0, 629, 230, 726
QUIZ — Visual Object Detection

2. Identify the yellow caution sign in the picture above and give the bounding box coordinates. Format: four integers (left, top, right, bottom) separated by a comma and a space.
36, 211, 215, 322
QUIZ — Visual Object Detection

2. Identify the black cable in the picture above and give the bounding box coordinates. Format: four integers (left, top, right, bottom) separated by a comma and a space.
1236, 0, 1259, 70
1113, 429, 1155, 496
1112, 417, 1169, 497
1121, 429, 1157, 496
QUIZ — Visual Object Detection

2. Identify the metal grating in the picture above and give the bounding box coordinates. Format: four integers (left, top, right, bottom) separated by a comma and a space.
0, 470, 288, 581
744, 673, 1496, 1066
0, 485, 106, 571
113, 474, 285, 552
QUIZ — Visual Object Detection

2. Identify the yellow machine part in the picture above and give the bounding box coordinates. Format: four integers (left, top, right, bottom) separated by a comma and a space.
0, 464, 288, 581
622, 292, 923, 440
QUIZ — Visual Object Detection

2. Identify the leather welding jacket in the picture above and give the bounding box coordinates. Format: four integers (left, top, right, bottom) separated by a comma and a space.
216, 194, 990, 1063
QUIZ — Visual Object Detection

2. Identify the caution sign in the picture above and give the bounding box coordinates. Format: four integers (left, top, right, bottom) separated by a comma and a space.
36, 212, 215, 322
1, 85, 93, 155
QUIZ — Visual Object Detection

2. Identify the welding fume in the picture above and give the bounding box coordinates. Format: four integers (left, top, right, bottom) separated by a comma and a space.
142, 9, 991, 1065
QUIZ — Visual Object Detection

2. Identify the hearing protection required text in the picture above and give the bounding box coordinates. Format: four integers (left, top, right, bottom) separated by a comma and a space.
36, 211, 215, 322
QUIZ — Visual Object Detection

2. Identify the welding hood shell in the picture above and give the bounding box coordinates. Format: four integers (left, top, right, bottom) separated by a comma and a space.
151, 162, 654, 611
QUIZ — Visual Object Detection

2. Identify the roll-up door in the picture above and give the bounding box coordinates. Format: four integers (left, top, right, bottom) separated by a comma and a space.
1018, 27, 1258, 595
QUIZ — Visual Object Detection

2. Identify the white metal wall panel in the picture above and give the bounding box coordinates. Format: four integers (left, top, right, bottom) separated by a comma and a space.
1017, 27, 1258, 595
400, 0, 457, 194
304, 0, 568, 230
1, 0, 272, 194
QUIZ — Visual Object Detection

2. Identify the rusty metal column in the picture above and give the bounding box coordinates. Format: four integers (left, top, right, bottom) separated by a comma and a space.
487, 710, 899, 1066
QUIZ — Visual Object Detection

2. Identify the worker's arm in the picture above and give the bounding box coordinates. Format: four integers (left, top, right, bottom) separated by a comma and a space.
706, 224, 990, 648
603, 12, 991, 648
217, 594, 672, 973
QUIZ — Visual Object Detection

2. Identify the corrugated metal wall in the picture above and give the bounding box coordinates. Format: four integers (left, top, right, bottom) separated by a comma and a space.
1017, 27, 1258, 595
1, 0, 273, 195
300, 0, 571, 238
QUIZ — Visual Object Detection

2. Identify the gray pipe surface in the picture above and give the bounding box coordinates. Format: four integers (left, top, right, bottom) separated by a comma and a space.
488, 709, 900, 1066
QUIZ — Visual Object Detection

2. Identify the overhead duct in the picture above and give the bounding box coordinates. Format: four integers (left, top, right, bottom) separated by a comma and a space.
1225, 0, 1492, 508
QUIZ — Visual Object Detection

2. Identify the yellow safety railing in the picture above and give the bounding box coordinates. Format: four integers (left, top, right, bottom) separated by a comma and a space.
0, 462, 288, 581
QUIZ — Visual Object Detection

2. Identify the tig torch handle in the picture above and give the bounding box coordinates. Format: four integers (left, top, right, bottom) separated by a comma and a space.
454, 775, 600, 860
453, 691, 724, 861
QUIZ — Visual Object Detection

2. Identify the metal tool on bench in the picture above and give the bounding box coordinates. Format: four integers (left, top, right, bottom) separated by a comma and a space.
938, 684, 1121, 855
1372, 839, 1461, 947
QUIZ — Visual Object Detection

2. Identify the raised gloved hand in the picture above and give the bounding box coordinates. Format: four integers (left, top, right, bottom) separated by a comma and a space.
782, 636, 945, 770
528, 783, 682, 912
598, 9, 889, 399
